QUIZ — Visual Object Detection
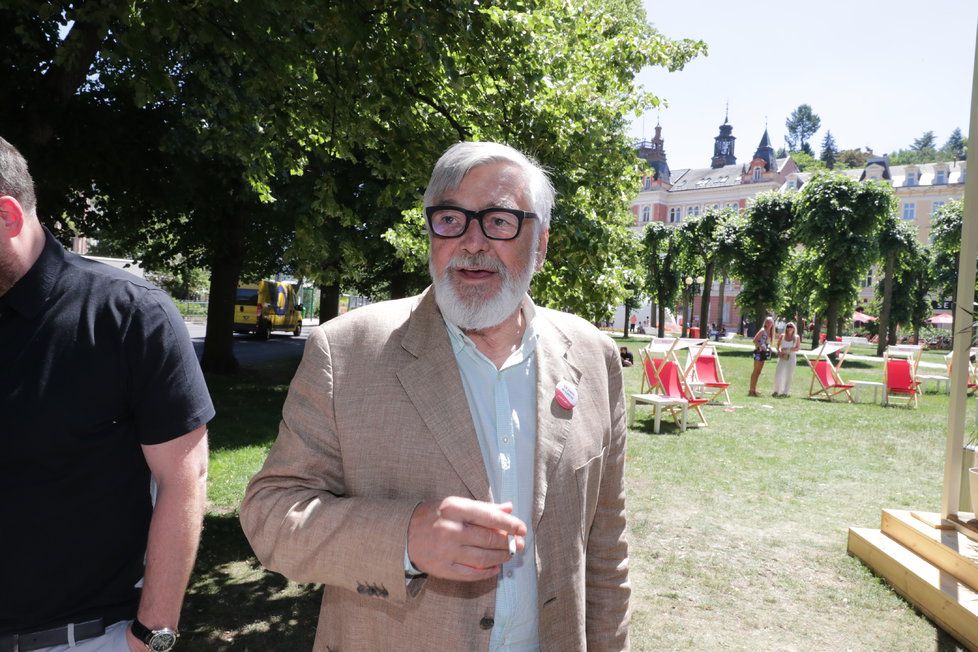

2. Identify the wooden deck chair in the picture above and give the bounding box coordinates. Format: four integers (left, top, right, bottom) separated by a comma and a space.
688, 344, 731, 405
884, 355, 920, 408
804, 341, 854, 402
628, 348, 688, 433
945, 350, 978, 394
656, 359, 709, 427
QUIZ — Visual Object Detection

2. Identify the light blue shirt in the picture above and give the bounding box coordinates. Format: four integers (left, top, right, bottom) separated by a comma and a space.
444, 298, 540, 652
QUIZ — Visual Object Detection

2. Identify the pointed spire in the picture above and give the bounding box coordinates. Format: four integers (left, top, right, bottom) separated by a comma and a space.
724, 100, 729, 125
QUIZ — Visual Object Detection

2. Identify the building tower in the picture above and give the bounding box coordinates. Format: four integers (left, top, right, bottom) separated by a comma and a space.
637, 122, 671, 183
752, 127, 776, 172
711, 109, 737, 169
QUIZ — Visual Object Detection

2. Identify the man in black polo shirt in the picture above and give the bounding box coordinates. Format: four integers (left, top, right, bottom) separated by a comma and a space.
0, 137, 214, 651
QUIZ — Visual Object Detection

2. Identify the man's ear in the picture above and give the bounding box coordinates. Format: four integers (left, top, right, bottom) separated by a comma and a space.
535, 227, 549, 271
0, 196, 25, 239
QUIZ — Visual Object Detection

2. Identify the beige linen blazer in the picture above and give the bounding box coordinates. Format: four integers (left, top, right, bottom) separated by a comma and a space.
240, 288, 630, 651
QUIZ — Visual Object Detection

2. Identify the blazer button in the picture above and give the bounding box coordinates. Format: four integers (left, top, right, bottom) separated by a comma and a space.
479, 616, 494, 630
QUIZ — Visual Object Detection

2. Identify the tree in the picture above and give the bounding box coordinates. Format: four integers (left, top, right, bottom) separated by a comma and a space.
874, 216, 917, 355
790, 150, 827, 173
942, 127, 968, 160
785, 104, 821, 153
930, 200, 975, 329
795, 173, 896, 339
712, 214, 744, 329
2, 0, 705, 372
730, 191, 796, 327
836, 148, 870, 169
642, 222, 680, 338
875, 237, 931, 347
912, 131, 937, 152
819, 131, 838, 169
675, 207, 738, 332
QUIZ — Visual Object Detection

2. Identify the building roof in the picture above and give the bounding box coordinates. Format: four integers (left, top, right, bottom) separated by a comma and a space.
785, 160, 966, 191
668, 163, 744, 192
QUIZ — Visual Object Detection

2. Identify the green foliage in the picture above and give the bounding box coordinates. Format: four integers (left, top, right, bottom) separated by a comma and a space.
943, 128, 967, 160
785, 104, 821, 153
794, 173, 896, 336
790, 150, 827, 173
836, 148, 870, 169
819, 131, 837, 169
912, 131, 937, 151
874, 230, 930, 331
642, 221, 680, 331
930, 199, 972, 303
731, 191, 796, 325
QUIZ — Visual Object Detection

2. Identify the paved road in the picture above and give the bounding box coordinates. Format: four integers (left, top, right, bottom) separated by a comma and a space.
185, 320, 316, 367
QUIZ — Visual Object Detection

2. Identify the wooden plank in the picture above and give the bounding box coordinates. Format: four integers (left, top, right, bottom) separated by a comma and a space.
848, 527, 978, 650
882, 510, 978, 593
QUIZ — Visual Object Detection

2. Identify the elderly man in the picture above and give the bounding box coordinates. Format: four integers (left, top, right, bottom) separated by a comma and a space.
241, 141, 630, 650
0, 137, 213, 652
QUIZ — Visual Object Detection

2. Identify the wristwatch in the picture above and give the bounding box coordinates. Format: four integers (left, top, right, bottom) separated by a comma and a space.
130, 618, 179, 651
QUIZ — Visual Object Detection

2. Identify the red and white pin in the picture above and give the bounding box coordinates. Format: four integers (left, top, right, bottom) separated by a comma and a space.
554, 380, 578, 410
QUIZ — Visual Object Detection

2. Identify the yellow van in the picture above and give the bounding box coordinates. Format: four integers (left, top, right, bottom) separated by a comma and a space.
233, 280, 303, 339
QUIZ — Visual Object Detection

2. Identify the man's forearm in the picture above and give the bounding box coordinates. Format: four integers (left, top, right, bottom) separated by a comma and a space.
136, 472, 207, 629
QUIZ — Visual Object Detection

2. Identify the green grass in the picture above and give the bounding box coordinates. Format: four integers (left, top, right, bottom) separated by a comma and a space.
183, 338, 967, 650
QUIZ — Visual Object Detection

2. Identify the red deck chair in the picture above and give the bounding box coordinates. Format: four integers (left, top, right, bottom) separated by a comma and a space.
884, 357, 920, 408
804, 341, 854, 403
690, 345, 731, 405
656, 359, 708, 427
627, 348, 688, 433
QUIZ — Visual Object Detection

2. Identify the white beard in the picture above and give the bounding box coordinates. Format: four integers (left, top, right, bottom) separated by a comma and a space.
430, 243, 537, 331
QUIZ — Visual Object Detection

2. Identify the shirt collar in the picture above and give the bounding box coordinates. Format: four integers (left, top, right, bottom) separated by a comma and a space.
0, 227, 66, 319
444, 295, 539, 361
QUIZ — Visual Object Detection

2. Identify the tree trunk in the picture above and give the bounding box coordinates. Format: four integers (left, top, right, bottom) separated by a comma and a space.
877, 253, 896, 356
622, 304, 631, 340
811, 315, 821, 349
657, 303, 666, 338
681, 295, 689, 338
319, 285, 340, 323
699, 264, 714, 335
716, 272, 727, 329
200, 212, 245, 375
826, 302, 840, 341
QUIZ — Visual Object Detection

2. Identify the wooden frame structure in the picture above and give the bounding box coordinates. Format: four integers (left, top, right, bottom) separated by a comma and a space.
687, 343, 732, 405
883, 345, 922, 408
627, 338, 709, 432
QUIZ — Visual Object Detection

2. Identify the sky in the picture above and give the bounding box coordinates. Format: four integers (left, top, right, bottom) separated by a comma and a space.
631, 0, 978, 170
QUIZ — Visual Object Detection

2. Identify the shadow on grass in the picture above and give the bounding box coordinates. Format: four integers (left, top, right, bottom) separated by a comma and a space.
181, 513, 321, 650
204, 359, 301, 452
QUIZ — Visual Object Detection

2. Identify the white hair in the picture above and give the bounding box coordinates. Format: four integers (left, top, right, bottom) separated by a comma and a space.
423, 142, 555, 229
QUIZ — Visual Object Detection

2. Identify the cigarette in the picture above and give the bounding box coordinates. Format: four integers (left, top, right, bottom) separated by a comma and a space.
508, 534, 517, 556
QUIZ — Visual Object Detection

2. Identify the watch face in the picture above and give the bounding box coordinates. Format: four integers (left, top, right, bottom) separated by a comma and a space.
148, 631, 178, 652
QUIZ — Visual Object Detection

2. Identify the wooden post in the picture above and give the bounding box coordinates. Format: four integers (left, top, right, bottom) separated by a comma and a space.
942, 22, 978, 518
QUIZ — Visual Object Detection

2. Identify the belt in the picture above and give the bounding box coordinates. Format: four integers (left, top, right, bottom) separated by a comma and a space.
0, 619, 105, 652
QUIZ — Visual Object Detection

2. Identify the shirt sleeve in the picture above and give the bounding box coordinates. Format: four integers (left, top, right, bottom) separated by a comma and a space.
124, 288, 215, 444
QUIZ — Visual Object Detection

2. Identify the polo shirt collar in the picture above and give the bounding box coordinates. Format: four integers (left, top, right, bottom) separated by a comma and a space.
0, 227, 66, 319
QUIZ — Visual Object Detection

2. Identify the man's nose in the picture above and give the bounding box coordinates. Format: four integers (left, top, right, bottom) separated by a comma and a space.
458, 216, 490, 252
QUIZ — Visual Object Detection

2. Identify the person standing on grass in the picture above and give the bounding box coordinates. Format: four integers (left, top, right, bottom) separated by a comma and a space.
241, 141, 630, 651
772, 321, 801, 397
0, 137, 214, 652
748, 316, 775, 397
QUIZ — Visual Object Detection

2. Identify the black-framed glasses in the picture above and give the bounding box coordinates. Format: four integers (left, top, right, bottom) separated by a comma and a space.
425, 205, 538, 241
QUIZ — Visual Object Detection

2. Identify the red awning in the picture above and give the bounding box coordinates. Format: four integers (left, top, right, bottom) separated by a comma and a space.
853, 312, 877, 323
927, 313, 954, 325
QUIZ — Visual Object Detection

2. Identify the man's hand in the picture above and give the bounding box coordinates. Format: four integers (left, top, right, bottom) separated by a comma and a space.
407, 497, 527, 582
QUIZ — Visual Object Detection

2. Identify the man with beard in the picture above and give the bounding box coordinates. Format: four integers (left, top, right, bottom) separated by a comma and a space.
241, 142, 630, 651
0, 136, 213, 651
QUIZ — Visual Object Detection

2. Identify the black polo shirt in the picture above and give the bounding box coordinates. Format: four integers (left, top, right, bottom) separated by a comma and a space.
0, 228, 215, 635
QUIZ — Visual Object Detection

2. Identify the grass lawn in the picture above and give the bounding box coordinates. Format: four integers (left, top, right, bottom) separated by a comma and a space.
183, 336, 968, 650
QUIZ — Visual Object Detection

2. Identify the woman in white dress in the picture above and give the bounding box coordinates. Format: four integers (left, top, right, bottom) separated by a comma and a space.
773, 321, 801, 397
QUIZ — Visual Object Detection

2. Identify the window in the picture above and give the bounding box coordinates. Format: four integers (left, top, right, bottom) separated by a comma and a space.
727, 202, 739, 209
932, 200, 945, 216
752, 167, 762, 181
902, 202, 916, 220
935, 170, 947, 184
905, 170, 917, 186
641, 206, 651, 222
643, 176, 652, 190
689, 205, 700, 217
668, 207, 680, 223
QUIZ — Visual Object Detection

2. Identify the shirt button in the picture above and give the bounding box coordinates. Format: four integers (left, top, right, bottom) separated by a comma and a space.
503, 437, 509, 443
506, 570, 513, 578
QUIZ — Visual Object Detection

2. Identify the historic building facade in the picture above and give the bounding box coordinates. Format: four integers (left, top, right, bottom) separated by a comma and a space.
621, 117, 967, 330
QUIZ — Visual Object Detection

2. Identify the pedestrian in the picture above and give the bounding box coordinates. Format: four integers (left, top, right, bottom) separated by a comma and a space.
241, 141, 630, 650
748, 316, 775, 397
772, 321, 801, 397
620, 345, 634, 366
0, 137, 214, 651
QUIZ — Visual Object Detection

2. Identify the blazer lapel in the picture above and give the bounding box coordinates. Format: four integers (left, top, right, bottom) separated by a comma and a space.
532, 314, 582, 530
397, 289, 492, 502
